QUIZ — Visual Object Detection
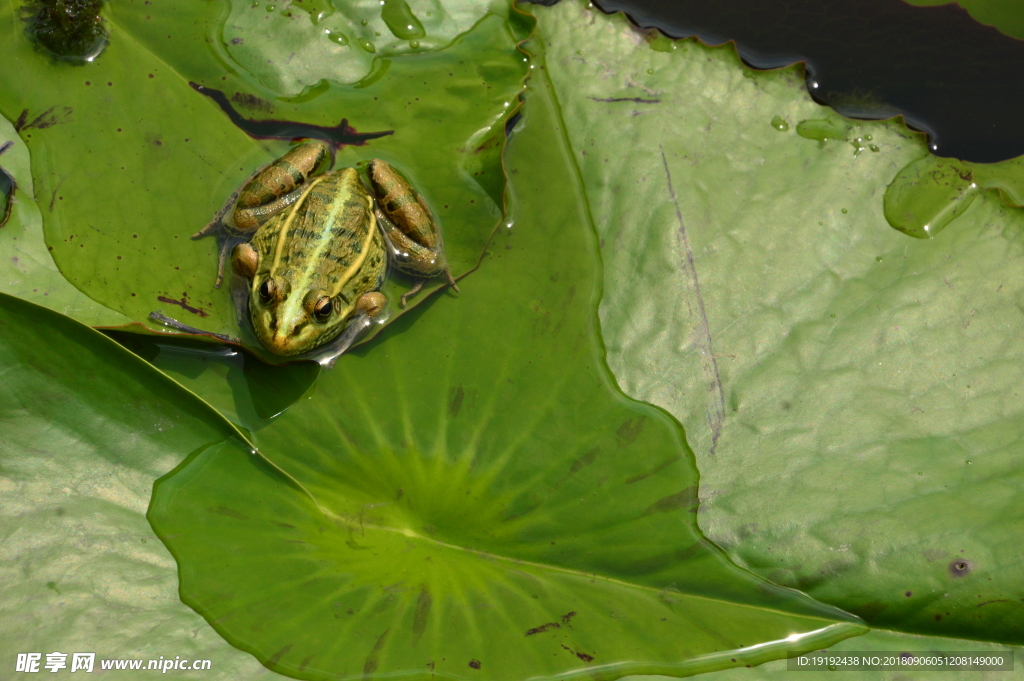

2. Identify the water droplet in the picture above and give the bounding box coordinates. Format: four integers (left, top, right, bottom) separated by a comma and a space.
818, 221, 823, 226
883, 155, 980, 238
358, 38, 376, 53
309, 1, 335, 25
251, 0, 259, 7
796, 119, 848, 143
841, 208, 848, 214
830, 313, 836, 318
850, 137, 868, 156
869, 144, 880, 152
409, 40, 419, 48
265, 4, 275, 11
646, 68, 654, 74
325, 29, 348, 46
770, 115, 789, 132
864, 134, 873, 141
360, 19, 368, 26
380, 0, 425, 40
965, 460, 972, 464
875, 256, 883, 262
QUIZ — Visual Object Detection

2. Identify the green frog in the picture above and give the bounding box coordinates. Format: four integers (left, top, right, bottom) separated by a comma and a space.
192, 140, 459, 356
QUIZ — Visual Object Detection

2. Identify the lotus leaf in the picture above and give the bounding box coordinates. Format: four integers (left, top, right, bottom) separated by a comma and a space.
529, 0, 1024, 644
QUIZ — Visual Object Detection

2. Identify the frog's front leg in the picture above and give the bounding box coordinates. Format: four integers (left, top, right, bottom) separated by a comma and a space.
367, 159, 459, 307
192, 140, 333, 287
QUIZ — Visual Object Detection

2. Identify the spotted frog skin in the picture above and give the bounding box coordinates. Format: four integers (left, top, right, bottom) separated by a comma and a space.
193, 140, 458, 356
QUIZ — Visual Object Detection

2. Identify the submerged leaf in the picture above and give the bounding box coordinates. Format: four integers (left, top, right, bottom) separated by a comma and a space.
0, 292, 278, 678
216, 0, 509, 95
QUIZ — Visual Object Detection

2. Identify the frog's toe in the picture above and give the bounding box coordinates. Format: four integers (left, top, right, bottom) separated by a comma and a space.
400, 280, 425, 308
445, 268, 460, 293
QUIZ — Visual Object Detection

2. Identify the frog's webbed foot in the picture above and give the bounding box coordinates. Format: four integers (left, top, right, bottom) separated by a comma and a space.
398, 269, 460, 308
191, 187, 246, 288
148, 311, 240, 344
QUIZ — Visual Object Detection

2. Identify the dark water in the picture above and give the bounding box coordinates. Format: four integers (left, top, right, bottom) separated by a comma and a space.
591, 0, 1024, 163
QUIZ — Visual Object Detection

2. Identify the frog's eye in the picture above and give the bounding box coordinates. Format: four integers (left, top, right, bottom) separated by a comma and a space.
258, 279, 275, 304
313, 296, 333, 322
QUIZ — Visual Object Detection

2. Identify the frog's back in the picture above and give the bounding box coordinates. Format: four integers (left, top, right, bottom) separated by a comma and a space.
253, 168, 386, 309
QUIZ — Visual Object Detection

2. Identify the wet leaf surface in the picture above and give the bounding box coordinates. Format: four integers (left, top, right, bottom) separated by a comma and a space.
533, 0, 1024, 645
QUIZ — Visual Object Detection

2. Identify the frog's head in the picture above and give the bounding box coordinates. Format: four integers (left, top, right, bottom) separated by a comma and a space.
249, 277, 349, 356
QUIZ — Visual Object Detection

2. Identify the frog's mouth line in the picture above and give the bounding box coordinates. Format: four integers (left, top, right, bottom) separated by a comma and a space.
189, 82, 395, 147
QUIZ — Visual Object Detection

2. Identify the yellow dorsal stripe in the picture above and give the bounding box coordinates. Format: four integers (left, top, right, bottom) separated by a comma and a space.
329, 191, 377, 298
269, 174, 330, 277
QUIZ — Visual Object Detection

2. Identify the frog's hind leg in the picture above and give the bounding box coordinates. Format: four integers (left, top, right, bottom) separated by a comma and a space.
376, 208, 459, 307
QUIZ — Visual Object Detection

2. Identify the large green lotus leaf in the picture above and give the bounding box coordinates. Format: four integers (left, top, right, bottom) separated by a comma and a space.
902, 0, 1024, 40
0, 292, 287, 680
0, 114, 129, 325
215, 0, 510, 96
148, 49, 866, 681
0, 0, 524, 354
532, 0, 1024, 644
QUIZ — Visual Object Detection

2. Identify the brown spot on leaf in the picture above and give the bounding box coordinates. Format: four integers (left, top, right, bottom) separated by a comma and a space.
266, 644, 292, 668
468, 659, 481, 670
560, 611, 576, 627
449, 385, 464, 418
560, 644, 594, 662
616, 417, 646, 446
411, 587, 431, 646
625, 454, 682, 484
363, 628, 390, 678
641, 487, 698, 517
569, 448, 598, 475
208, 506, 248, 520
525, 622, 560, 636
14, 106, 73, 131
950, 560, 972, 577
